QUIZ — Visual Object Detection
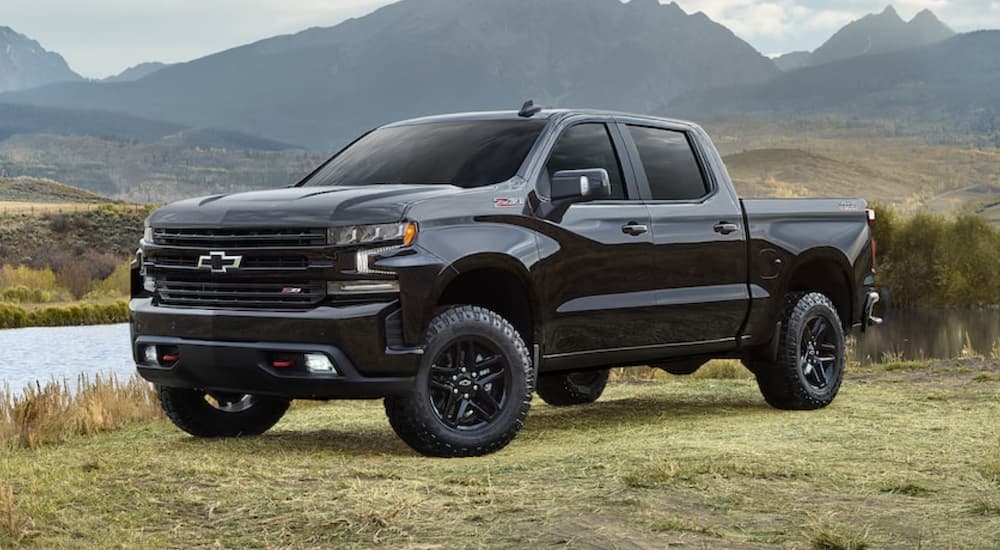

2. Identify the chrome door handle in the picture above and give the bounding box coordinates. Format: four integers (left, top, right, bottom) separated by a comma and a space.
622, 222, 649, 236
714, 222, 739, 235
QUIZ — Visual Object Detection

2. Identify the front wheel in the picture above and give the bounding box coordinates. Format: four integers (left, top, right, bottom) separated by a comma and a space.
384, 306, 534, 457
752, 292, 846, 410
157, 386, 290, 437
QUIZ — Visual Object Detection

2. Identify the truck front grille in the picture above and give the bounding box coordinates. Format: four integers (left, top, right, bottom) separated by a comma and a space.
153, 227, 327, 248
149, 255, 311, 271
156, 278, 326, 308
146, 226, 333, 309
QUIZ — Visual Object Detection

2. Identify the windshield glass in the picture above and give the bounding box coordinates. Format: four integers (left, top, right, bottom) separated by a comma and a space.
302, 120, 547, 188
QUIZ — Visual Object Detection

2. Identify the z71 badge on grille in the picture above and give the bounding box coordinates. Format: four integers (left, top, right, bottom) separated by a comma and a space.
196, 251, 243, 273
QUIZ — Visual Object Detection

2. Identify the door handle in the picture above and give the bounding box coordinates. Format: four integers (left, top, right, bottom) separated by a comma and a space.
621, 222, 649, 236
714, 222, 739, 236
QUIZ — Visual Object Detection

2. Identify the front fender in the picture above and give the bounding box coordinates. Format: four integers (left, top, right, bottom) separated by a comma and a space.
374, 219, 541, 347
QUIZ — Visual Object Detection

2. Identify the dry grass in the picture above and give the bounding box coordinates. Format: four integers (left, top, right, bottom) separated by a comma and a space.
1, 359, 999, 548
0, 201, 107, 214
612, 359, 753, 382
0, 374, 161, 449
0, 482, 35, 543
808, 514, 872, 550
992, 338, 1000, 360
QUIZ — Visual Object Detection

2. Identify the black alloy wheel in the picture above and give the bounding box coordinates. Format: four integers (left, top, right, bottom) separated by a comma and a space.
428, 337, 510, 430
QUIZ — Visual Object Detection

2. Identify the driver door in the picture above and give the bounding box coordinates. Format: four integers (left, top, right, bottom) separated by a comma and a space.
535, 121, 660, 365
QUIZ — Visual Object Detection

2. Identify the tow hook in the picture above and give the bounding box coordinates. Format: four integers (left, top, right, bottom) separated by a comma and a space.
862, 291, 883, 331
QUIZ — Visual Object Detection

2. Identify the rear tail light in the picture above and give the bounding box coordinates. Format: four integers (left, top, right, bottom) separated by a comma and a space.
866, 208, 877, 271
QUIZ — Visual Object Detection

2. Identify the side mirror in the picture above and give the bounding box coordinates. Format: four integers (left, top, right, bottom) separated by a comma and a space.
550, 169, 612, 203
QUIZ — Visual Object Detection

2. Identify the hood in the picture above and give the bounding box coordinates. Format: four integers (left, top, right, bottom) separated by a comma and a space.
147, 185, 465, 227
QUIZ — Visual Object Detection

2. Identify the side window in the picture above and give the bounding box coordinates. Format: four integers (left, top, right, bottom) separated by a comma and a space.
628, 126, 709, 201
546, 123, 627, 200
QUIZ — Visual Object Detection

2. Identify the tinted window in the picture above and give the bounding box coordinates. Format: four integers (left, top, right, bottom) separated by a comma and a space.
546, 123, 627, 200
628, 126, 708, 201
303, 120, 546, 188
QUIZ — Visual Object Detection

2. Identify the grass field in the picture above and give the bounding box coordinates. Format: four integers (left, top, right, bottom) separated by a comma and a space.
2, 359, 999, 548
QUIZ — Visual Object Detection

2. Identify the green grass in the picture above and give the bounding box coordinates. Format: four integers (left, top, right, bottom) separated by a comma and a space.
2, 359, 999, 547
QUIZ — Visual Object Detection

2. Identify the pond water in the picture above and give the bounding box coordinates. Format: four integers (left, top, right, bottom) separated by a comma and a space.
0, 308, 998, 392
0, 324, 136, 393
853, 307, 1000, 364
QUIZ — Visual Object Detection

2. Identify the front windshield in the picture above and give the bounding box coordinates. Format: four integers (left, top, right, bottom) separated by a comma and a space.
301, 119, 547, 188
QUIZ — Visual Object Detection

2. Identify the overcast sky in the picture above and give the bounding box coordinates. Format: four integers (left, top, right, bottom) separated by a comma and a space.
1, 0, 997, 78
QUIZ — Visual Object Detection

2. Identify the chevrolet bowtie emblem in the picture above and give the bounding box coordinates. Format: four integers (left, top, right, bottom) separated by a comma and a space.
197, 251, 243, 273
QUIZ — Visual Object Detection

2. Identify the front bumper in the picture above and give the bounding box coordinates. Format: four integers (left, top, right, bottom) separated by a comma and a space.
130, 298, 421, 399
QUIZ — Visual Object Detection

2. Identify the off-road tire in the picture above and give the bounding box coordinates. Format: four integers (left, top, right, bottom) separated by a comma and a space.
753, 292, 846, 410
157, 386, 290, 438
537, 369, 609, 406
384, 306, 534, 457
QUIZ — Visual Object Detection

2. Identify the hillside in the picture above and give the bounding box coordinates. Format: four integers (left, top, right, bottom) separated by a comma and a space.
0, 134, 323, 201
0, 177, 110, 204
724, 148, 907, 199
0, 26, 81, 92
671, 31, 1000, 136
103, 62, 169, 83
0, 0, 779, 149
0, 103, 298, 150
704, 117, 1000, 216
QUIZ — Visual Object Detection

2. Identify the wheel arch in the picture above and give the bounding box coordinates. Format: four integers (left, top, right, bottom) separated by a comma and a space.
433, 254, 541, 350
782, 247, 855, 328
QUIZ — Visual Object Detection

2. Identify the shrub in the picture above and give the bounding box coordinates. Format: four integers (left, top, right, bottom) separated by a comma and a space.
872, 207, 1000, 306
0, 265, 60, 292
55, 261, 93, 299
0, 286, 51, 304
0, 301, 128, 329
84, 261, 131, 300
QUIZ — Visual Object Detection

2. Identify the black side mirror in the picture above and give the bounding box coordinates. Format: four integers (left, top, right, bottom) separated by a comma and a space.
550, 169, 612, 203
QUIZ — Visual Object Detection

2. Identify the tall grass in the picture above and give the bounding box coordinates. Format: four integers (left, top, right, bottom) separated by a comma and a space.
0, 374, 161, 449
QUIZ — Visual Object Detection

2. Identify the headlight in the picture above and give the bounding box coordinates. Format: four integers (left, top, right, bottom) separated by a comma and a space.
143, 226, 155, 244
328, 222, 418, 246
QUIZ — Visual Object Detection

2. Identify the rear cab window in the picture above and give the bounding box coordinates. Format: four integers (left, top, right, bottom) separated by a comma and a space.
627, 125, 709, 201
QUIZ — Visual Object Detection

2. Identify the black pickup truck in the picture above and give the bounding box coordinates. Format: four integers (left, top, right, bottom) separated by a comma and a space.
131, 106, 881, 457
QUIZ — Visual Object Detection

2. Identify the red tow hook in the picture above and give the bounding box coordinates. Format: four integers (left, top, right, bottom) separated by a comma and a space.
162, 353, 180, 363
272, 359, 295, 369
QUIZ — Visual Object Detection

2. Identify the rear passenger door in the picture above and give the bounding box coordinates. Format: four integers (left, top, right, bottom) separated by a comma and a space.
535, 121, 662, 360
621, 123, 748, 348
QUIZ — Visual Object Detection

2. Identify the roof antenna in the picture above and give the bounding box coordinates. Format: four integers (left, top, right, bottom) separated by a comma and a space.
518, 99, 543, 118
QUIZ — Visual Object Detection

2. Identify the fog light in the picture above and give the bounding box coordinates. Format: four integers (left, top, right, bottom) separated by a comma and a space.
304, 353, 337, 374
143, 345, 158, 365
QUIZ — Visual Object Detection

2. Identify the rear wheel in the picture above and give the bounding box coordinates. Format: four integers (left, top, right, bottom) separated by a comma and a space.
156, 386, 290, 437
752, 292, 846, 410
384, 306, 533, 457
537, 369, 609, 406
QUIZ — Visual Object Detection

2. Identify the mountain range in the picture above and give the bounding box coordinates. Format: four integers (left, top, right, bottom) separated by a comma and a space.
775, 6, 954, 71
672, 30, 1000, 133
0, 1, 994, 151
0, 0, 778, 149
0, 26, 81, 93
